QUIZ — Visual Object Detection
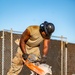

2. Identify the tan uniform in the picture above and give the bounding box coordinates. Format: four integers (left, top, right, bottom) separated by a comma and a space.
7, 26, 44, 75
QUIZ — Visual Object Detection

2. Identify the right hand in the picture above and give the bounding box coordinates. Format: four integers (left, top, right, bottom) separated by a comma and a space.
22, 53, 29, 60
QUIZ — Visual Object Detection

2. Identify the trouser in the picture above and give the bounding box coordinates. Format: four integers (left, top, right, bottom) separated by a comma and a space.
7, 46, 41, 75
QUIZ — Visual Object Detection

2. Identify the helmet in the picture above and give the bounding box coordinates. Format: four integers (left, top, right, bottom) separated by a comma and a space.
40, 21, 55, 38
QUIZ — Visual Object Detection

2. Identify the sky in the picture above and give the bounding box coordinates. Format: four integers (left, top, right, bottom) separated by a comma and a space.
0, 0, 75, 44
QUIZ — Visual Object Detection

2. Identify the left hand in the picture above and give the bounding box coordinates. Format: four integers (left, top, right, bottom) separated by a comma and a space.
41, 55, 47, 63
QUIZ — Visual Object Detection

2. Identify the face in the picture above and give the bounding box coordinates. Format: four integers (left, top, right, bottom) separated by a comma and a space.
41, 31, 47, 38
40, 27, 50, 39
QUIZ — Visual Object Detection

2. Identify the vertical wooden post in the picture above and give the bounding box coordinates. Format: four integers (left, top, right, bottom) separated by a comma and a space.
64, 40, 68, 75
2, 30, 4, 75
11, 28, 13, 67
61, 35, 64, 75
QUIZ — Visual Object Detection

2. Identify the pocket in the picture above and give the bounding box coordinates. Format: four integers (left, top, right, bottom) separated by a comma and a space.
12, 55, 23, 65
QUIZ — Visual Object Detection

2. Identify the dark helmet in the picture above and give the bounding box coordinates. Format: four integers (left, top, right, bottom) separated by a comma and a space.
40, 21, 55, 38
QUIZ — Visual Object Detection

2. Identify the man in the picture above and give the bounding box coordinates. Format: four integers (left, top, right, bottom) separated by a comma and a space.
7, 21, 55, 75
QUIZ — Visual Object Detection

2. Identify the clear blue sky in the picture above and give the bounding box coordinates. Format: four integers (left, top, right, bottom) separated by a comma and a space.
0, 0, 75, 43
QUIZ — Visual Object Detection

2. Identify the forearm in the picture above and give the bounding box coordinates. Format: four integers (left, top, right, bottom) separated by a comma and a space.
43, 39, 50, 56
43, 47, 48, 56
20, 41, 26, 54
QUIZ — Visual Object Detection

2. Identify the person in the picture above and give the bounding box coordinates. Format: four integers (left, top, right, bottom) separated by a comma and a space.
7, 21, 55, 75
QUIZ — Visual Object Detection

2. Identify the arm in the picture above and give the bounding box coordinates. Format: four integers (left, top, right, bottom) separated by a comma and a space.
43, 39, 50, 56
41, 39, 50, 63
20, 29, 30, 54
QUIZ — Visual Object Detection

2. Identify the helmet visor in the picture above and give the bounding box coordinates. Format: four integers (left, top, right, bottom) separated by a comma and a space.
40, 24, 45, 32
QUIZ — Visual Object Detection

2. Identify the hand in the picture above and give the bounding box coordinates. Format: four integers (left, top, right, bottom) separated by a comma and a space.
22, 53, 29, 60
41, 55, 47, 63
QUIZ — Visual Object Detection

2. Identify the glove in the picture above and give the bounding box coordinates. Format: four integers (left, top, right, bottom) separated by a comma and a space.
41, 55, 47, 63
22, 53, 29, 60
